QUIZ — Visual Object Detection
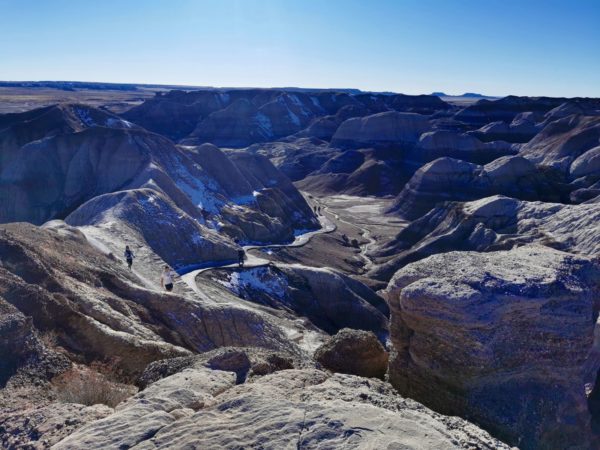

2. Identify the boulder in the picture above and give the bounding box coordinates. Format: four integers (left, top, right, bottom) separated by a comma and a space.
385, 246, 600, 449
314, 328, 388, 378
138, 346, 299, 388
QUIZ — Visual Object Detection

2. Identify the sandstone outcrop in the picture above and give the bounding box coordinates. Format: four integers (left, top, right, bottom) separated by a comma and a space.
416, 130, 515, 164
314, 328, 388, 378
54, 367, 510, 449
331, 111, 431, 148
372, 195, 600, 281
138, 346, 299, 388
469, 111, 543, 143
385, 245, 600, 449
388, 155, 561, 220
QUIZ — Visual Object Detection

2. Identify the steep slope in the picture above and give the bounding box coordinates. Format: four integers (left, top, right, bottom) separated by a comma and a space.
201, 264, 389, 338
0, 104, 318, 247
520, 114, 600, 201
0, 103, 136, 169
0, 223, 278, 376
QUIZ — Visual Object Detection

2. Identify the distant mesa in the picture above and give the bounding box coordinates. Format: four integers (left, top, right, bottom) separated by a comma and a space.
431, 91, 494, 99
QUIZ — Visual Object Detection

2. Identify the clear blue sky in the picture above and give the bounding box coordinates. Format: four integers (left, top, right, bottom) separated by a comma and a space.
1, 0, 599, 97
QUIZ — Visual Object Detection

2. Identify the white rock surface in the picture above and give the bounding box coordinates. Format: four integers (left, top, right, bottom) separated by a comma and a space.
54, 368, 511, 450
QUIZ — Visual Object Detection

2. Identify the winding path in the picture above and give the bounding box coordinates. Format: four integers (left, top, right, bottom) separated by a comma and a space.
180, 209, 336, 293
310, 197, 377, 272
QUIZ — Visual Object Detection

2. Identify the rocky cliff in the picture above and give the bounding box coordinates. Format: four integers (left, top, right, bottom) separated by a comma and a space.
385, 246, 600, 449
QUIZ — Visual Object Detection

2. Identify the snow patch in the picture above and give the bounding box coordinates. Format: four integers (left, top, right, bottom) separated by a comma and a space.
288, 109, 301, 126
218, 267, 288, 299
310, 96, 322, 109
256, 113, 273, 137
106, 117, 133, 129
171, 157, 222, 214
289, 94, 303, 107
74, 107, 95, 127
219, 92, 230, 104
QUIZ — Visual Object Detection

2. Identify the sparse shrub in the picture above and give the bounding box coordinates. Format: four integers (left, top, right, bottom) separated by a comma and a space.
350, 238, 360, 248
51, 363, 137, 408
39, 330, 59, 348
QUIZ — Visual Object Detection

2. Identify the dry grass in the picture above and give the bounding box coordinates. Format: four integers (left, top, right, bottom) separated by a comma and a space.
39, 330, 59, 348
51, 361, 137, 408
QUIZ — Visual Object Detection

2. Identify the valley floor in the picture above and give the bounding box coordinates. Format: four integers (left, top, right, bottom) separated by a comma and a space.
248, 192, 407, 289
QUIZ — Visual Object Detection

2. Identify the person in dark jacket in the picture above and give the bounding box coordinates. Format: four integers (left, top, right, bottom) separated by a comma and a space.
124, 245, 135, 270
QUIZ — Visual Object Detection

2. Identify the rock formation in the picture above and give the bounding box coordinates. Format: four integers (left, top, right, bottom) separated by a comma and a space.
202, 263, 389, 338
388, 155, 562, 220
415, 130, 515, 164
371, 195, 600, 281
385, 246, 600, 449
0, 222, 318, 378
53, 368, 509, 450
314, 328, 388, 378
0, 104, 318, 248
469, 111, 543, 143
4, 87, 600, 449
331, 111, 431, 148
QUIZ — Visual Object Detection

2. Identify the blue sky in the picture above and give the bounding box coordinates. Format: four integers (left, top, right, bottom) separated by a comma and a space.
1, 0, 599, 97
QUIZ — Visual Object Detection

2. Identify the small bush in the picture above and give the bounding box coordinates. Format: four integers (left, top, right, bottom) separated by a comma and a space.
39, 330, 59, 348
52, 365, 136, 408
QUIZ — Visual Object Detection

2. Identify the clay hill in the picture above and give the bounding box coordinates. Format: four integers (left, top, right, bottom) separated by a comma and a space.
0, 103, 318, 271
2, 87, 600, 450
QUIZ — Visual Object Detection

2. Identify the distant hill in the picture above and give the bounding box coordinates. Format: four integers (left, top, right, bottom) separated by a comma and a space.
431, 91, 497, 99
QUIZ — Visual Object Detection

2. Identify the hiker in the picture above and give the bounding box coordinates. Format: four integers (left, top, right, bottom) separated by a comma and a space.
161, 265, 177, 292
124, 245, 134, 270
238, 248, 246, 267
313, 205, 317, 214
317, 206, 321, 214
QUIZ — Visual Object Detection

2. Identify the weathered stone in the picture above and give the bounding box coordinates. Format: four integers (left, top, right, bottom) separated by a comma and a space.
314, 328, 388, 379
54, 368, 510, 450
385, 245, 600, 449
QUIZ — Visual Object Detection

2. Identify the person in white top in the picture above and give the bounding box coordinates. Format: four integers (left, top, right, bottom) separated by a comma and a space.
161, 265, 177, 292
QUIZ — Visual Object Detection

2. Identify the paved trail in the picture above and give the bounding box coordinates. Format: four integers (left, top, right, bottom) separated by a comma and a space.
180, 207, 336, 293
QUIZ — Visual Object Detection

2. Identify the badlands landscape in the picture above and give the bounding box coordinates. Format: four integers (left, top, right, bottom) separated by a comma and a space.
1, 83, 600, 450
